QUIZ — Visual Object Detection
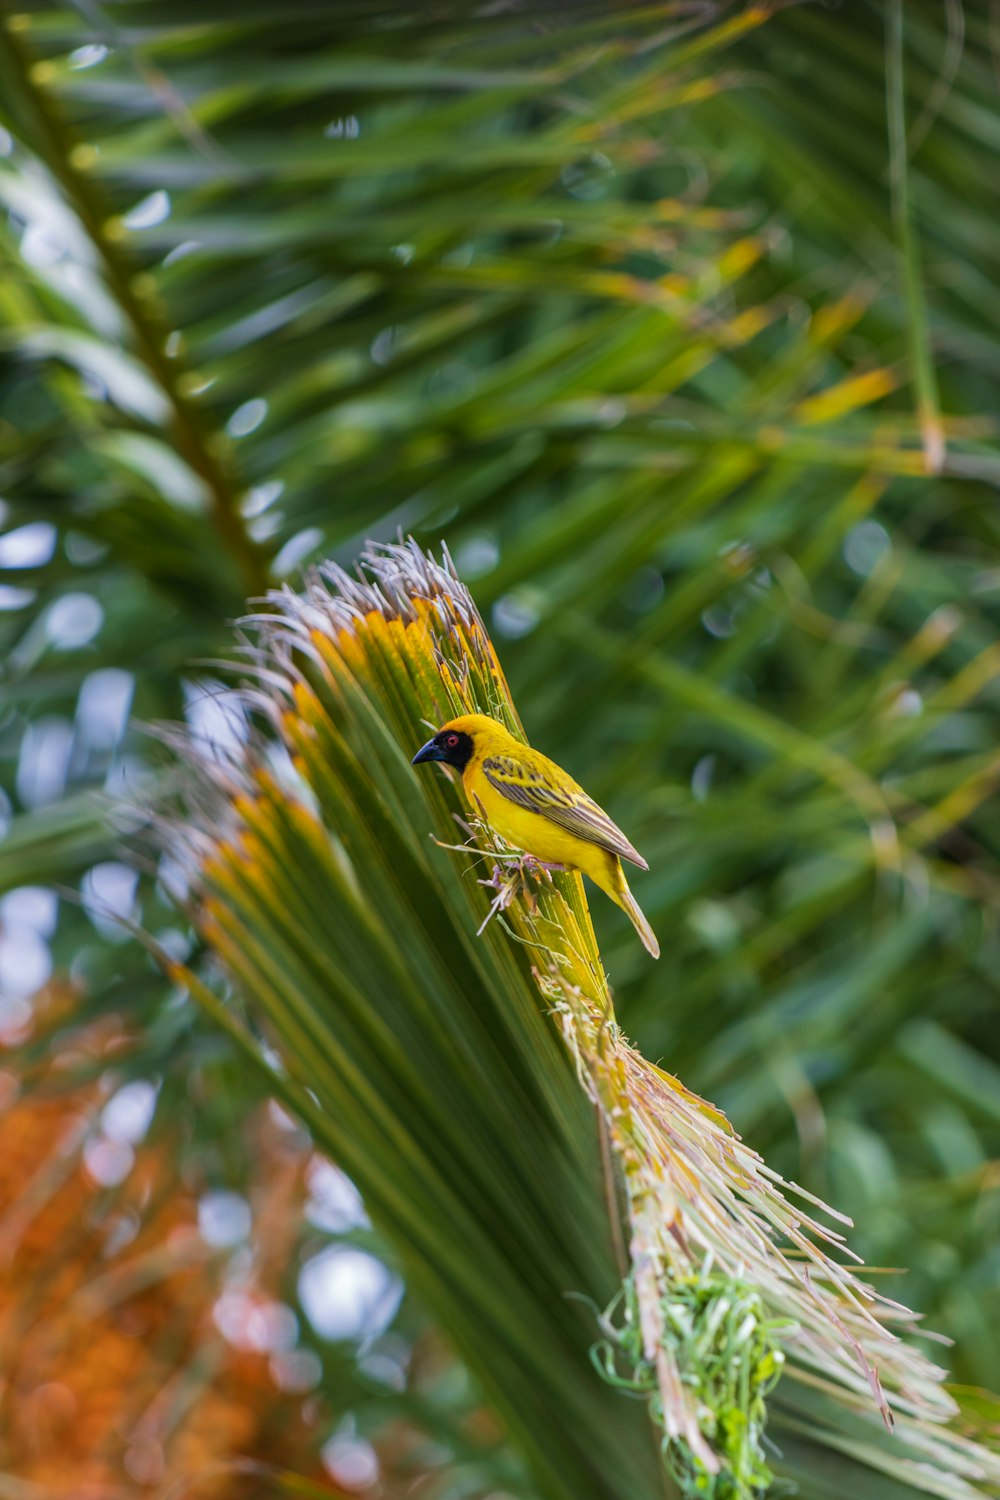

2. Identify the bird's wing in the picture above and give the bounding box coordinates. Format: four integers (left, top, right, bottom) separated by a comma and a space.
482, 755, 648, 870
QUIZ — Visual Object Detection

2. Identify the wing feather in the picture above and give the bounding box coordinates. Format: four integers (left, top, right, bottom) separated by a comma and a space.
483, 755, 648, 870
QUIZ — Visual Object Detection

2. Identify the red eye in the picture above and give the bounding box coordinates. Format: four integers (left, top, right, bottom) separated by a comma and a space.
446, 733, 459, 748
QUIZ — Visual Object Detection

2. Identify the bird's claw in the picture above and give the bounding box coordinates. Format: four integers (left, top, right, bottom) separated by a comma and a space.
476, 854, 568, 935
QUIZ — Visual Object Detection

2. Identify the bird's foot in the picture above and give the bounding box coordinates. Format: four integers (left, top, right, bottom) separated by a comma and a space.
476, 856, 566, 936
519, 855, 566, 882
512, 855, 566, 914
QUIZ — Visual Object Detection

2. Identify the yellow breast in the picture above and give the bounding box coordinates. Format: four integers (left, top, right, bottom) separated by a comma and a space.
463, 759, 610, 878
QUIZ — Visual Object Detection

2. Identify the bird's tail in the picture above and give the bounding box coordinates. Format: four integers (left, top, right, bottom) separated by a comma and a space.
605, 876, 659, 966
588, 855, 660, 959
617, 886, 660, 959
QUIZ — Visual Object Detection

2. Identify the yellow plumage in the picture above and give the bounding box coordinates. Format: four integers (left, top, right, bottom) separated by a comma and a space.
412, 712, 659, 958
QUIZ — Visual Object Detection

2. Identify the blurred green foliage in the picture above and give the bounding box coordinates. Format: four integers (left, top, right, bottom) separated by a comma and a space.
1, 1, 998, 1495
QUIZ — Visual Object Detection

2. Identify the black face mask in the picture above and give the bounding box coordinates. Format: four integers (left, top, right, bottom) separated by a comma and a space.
411, 729, 474, 771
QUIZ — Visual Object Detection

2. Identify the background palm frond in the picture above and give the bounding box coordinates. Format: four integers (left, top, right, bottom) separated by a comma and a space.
1, 1, 998, 1495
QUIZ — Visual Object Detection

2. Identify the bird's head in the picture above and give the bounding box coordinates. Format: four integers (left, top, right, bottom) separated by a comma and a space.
411, 713, 502, 771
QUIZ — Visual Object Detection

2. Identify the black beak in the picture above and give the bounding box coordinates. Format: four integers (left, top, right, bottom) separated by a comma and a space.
411, 737, 444, 766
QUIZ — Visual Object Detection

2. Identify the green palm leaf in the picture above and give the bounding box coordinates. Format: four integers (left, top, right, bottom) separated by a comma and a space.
166, 539, 1000, 1500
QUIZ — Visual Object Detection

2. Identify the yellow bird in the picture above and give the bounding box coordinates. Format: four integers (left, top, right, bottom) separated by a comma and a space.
412, 712, 659, 958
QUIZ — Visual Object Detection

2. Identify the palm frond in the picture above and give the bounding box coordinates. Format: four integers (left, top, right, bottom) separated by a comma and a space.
166, 539, 1000, 1500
